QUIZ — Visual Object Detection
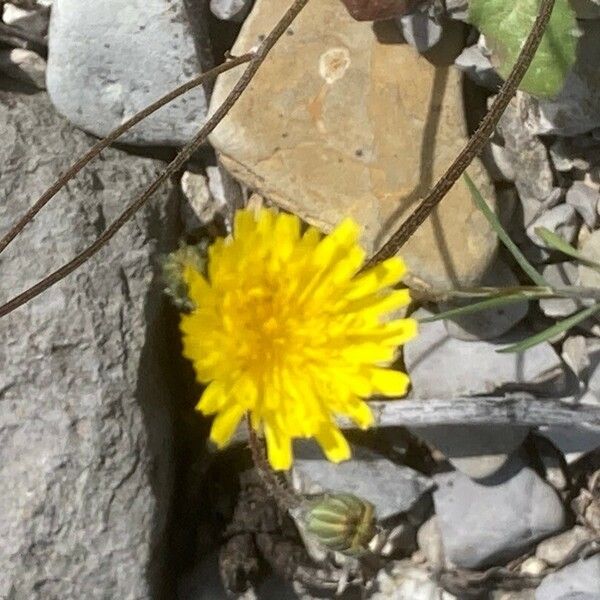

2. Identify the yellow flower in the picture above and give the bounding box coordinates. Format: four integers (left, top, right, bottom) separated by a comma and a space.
180, 208, 417, 470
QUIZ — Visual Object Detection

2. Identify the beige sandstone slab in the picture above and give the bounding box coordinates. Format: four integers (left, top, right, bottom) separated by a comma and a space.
209, 0, 498, 288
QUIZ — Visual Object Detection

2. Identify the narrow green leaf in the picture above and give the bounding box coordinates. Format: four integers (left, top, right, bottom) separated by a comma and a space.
464, 173, 548, 287
420, 293, 535, 323
498, 304, 600, 353
535, 227, 600, 271
469, 0, 578, 98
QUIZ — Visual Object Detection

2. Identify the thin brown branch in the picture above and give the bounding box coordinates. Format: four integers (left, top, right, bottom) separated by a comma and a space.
0, 53, 254, 256
438, 539, 600, 593
365, 0, 557, 267
0, 0, 311, 319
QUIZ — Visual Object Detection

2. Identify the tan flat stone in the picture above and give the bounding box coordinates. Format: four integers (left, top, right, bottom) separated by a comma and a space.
209, 0, 498, 288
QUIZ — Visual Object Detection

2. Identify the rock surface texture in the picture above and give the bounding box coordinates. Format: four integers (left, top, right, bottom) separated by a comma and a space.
0, 91, 174, 598
405, 310, 566, 398
209, 0, 498, 288
535, 555, 600, 600
47, 0, 211, 146
433, 456, 566, 569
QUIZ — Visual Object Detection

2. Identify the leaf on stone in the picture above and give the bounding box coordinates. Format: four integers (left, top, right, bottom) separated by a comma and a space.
469, 0, 578, 98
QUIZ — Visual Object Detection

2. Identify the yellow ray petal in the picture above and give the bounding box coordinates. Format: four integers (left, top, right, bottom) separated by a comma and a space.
196, 380, 227, 414
342, 397, 375, 429
209, 404, 246, 448
315, 423, 351, 463
264, 421, 293, 471
370, 368, 411, 397
348, 257, 407, 299
234, 209, 259, 239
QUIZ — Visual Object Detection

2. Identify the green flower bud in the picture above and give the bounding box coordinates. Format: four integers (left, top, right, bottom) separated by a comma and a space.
160, 243, 206, 311
304, 493, 376, 556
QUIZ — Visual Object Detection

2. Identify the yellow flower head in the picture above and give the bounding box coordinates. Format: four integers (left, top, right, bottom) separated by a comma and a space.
180, 208, 417, 470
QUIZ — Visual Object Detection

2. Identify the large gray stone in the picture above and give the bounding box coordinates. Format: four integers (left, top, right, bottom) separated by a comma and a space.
405, 310, 567, 398
47, 0, 211, 146
535, 555, 600, 600
0, 91, 174, 598
409, 425, 530, 480
433, 456, 567, 569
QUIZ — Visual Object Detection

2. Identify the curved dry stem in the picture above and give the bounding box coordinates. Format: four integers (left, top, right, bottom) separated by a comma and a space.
0, 53, 254, 256
0, 0, 312, 319
246, 415, 301, 512
364, 0, 557, 267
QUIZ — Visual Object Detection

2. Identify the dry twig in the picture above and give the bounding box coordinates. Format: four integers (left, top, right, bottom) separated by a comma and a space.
0, 0, 311, 319
365, 0, 557, 267
0, 53, 254, 255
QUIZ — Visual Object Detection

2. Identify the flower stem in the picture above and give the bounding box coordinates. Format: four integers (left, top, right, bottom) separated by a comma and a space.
246, 415, 302, 512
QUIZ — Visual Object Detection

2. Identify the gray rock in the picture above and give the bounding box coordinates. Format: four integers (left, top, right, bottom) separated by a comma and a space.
433, 456, 567, 569
409, 425, 530, 480
292, 442, 433, 520
524, 21, 600, 137
580, 356, 600, 406
443, 0, 469, 22
443, 260, 528, 341
397, 10, 443, 53
492, 592, 536, 600
0, 91, 174, 598
405, 310, 567, 399
481, 140, 516, 182
549, 137, 600, 174
528, 187, 565, 225
527, 204, 580, 248
578, 229, 600, 289
536, 527, 595, 567
539, 262, 581, 319
497, 94, 554, 204
47, 0, 211, 146
0, 48, 46, 89
539, 426, 600, 463
455, 44, 503, 91
562, 335, 593, 381
567, 182, 599, 229
417, 516, 447, 570
373, 562, 457, 600
535, 555, 600, 600
206, 163, 245, 227
210, 0, 253, 22
3, 2, 49, 36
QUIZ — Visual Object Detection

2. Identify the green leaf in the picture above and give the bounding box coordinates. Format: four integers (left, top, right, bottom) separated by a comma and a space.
469, 0, 578, 98
498, 304, 600, 353
535, 227, 600, 271
420, 293, 535, 323
464, 173, 549, 287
